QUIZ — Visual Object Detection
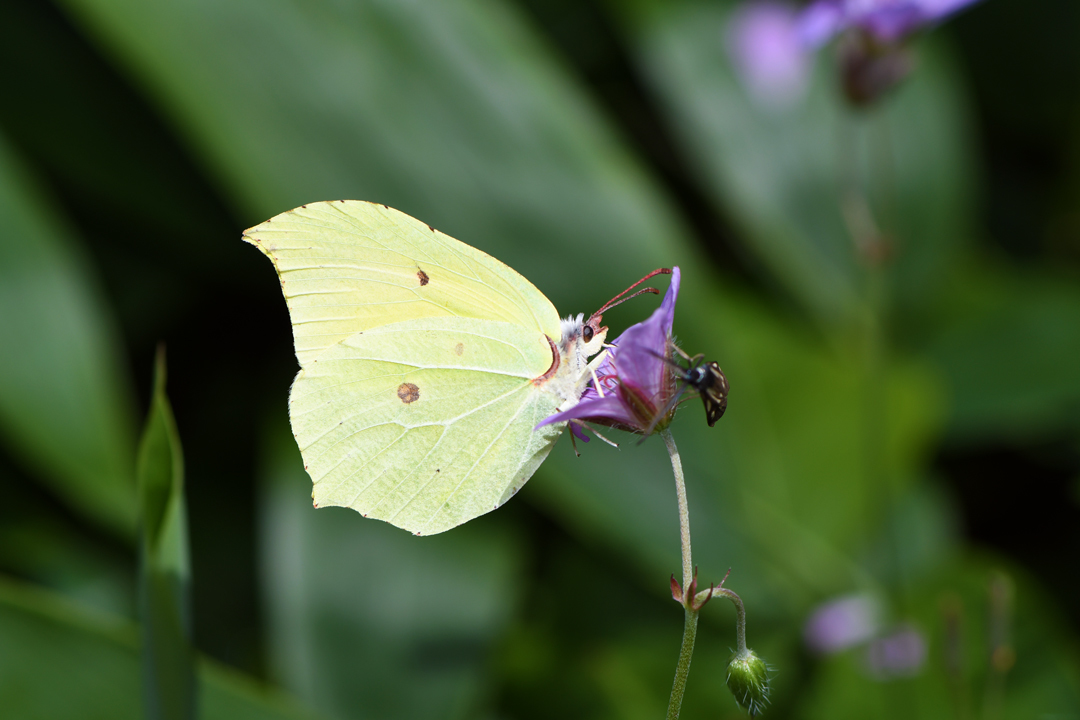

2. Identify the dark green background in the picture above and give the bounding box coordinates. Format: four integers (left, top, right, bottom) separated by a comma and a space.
0, 0, 1078, 717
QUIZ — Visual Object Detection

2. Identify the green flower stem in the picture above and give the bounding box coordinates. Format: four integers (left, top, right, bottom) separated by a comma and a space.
668, 608, 699, 720
662, 429, 693, 590
701, 586, 747, 655
662, 428, 696, 720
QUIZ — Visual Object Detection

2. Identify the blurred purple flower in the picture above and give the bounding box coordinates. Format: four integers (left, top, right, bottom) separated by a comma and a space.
800, 0, 982, 46
538, 267, 681, 436
804, 594, 881, 654
726, 2, 811, 110
865, 624, 927, 678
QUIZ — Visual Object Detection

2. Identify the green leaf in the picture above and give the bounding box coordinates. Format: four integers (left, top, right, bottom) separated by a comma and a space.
0, 479, 135, 617
258, 421, 522, 720
137, 348, 194, 720
925, 262, 1080, 442
0, 130, 136, 535
0, 575, 324, 720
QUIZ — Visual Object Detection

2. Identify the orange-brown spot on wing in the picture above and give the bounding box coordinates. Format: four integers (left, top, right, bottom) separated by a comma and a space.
397, 382, 420, 404
454, 342, 464, 356
417, 269, 430, 286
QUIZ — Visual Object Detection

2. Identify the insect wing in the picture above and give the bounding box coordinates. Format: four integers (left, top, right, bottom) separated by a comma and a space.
244, 201, 562, 367
699, 362, 729, 426
290, 316, 562, 535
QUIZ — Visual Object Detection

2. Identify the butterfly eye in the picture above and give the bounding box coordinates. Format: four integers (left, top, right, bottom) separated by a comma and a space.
583, 325, 594, 343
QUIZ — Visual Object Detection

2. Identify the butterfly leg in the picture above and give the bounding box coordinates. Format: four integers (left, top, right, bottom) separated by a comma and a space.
590, 366, 606, 398
586, 423, 620, 448
569, 424, 581, 457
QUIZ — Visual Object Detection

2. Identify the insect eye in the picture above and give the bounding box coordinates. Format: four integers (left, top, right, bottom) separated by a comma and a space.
583, 325, 594, 343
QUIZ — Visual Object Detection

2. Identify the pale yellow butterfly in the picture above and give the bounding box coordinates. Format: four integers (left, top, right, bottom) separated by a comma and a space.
245, 201, 657, 535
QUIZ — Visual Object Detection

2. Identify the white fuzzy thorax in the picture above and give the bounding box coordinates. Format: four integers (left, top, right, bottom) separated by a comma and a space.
541, 313, 609, 409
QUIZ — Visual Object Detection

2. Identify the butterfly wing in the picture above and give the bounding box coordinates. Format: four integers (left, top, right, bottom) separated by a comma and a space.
243, 201, 563, 367
290, 316, 563, 535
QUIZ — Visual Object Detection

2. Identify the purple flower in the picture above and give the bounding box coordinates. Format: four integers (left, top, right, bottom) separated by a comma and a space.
726, 2, 812, 110
800, 0, 981, 46
538, 267, 682, 436
804, 594, 881, 654
864, 624, 927, 678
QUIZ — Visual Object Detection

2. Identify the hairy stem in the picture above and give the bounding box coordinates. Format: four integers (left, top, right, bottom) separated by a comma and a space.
662, 429, 696, 720
667, 608, 699, 720
662, 429, 692, 591
707, 587, 748, 655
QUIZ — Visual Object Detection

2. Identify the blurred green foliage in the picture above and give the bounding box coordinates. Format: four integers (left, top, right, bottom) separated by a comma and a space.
0, 576, 323, 720
0, 0, 1079, 718
137, 351, 195, 720
0, 134, 136, 536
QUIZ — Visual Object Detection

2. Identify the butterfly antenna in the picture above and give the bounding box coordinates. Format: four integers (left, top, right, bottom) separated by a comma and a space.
588, 268, 672, 322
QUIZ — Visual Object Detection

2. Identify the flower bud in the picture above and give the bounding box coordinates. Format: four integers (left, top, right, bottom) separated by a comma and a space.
726, 649, 771, 716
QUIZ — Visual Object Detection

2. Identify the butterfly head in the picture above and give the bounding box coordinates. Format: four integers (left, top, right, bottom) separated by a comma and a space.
558, 314, 608, 365
581, 267, 673, 359
582, 314, 608, 356
550, 269, 673, 394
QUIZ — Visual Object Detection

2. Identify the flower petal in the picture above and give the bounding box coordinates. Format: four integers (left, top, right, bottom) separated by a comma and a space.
605, 267, 680, 405
535, 393, 640, 430
799, 0, 983, 45
726, 2, 812, 110
798, 0, 847, 46
536, 267, 681, 435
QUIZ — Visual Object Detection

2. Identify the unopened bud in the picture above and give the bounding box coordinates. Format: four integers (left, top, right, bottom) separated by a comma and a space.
726, 648, 770, 716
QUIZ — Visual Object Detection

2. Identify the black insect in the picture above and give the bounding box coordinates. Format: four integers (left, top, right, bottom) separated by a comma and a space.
642, 344, 730, 437
669, 345, 729, 426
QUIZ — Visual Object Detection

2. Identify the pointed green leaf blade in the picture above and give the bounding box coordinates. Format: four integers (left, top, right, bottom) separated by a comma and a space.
137, 349, 195, 720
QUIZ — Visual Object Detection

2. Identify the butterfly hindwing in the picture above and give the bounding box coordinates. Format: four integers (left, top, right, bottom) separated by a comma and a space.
289, 316, 563, 535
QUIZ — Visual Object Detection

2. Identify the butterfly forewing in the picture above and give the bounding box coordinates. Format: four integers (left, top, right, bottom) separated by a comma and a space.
244, 201, 563, 367
289, 316, 563, 535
